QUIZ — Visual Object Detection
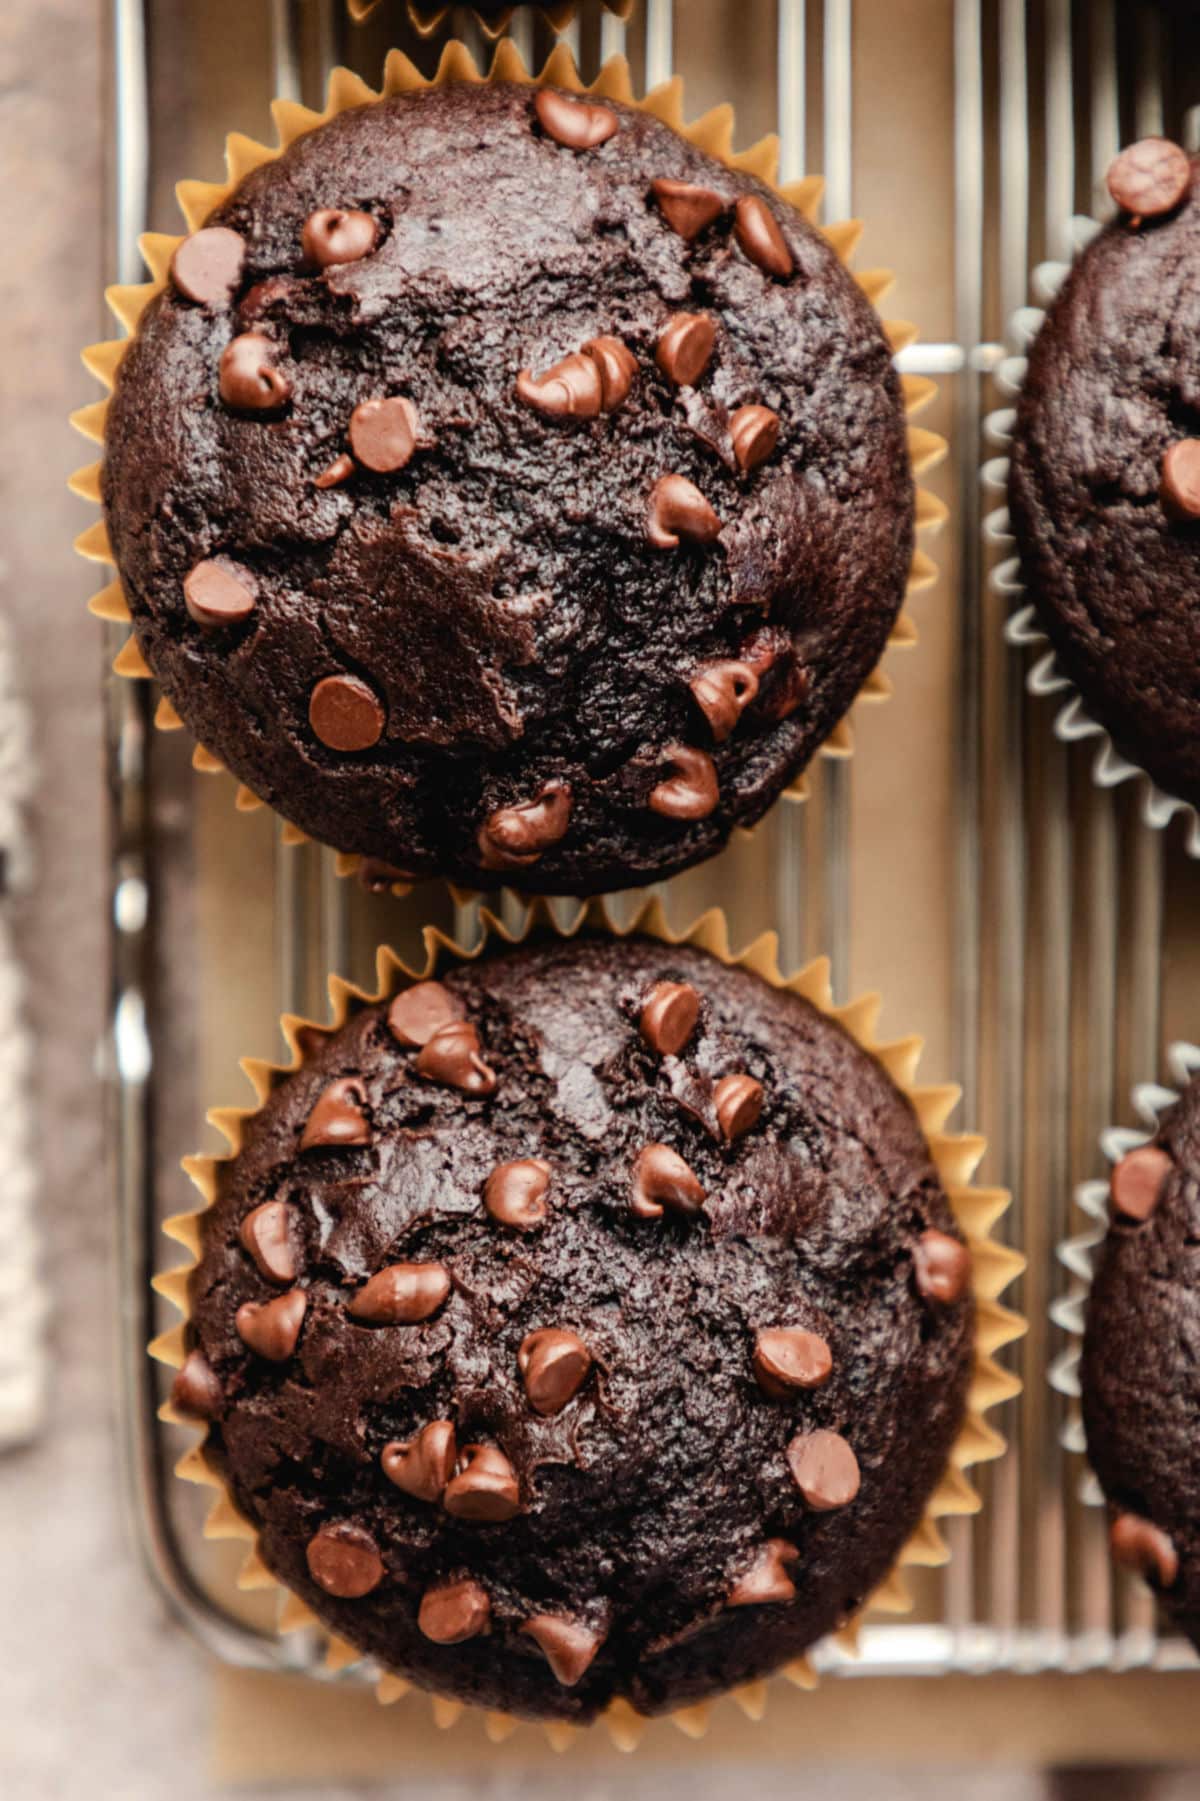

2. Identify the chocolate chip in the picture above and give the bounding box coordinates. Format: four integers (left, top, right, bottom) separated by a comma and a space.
314, 452, 354, 490
306, 1523, 384, 1598
238, 1200, 297, 1284
583, 335, 637, 410
218, 332, 291, 410
752, 1327, 833, 1398
387, 980, 462, 1047
646, 474, 722, 549
348, 1260, 451, 1324
1110, 1144, 1173, 1222
714, 1073, 763, 1140
237, 274, 297, 323
741, 625, 809, 721
170, 227, 245, 307
651, 177, 724, 240
522, 1615, 604, 1687
639, 980, 701, 1056
382, 1421, 457, 1504
300, 1076, 370, 1152
182, 558, 257, 629
418, 1577, 491, 1644
656, 312, 716, 387
309, 674, 385, 752
533, 88, 618, 152
416, 1020, 497, 1096
734, 195, 794, 279
518, 1326, 592, 1415
516, 352, 603, 420
648, 744, 719, 820
348, 396, 419, 472
477, 781, 572, 870
443, 1444, 521, 1522
170, 1349, 223, 1419
689, 661, 759, 743
787, 1429, 861, 1509
630, 1143, 706, 1219
1110, 1511, 1180, 1589
1106, 137, 1191, 224
913, 1229, 970, 1304
484, 1158, 551, 1230
1160, 441, 1200, 521
301, 207, 380, 268
728, 1538, 799, 1606
235, 1288, 306, 1361
729, 404, 780, 472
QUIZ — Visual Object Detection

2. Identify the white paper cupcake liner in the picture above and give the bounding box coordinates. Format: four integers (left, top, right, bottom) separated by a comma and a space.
982, 213, 1200, 861
1049, 1039, 1200, 1508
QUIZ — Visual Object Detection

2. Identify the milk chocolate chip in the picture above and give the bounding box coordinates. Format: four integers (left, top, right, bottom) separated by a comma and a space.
382, 1421, 457, 1504
348, 1261, 451, 1324
648, 745, 719, 820
171, 227, 245, 307
218, 333, 291, 410
238, 1200, 297, 1284
689, 661, 759, 742
301, 207, 380, 267
646, 475, 722, 549
533, 89, 618, 151
733, 196, 794, 278
484, 1158, 552, 1230
300, 1077, 370, 1151
630, 1143, 705, 1219
652, 177, 724, 240
518, 1327, 592, 1415
788, 1429, 861, 1509
477, 781, 572, 870
306, 1523, 384, 1598
1106, 137, 1191, 225
183, 559, 257, 629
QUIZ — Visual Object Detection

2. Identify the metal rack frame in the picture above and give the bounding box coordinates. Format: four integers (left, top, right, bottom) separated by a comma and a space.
105, 0, 1199, 1687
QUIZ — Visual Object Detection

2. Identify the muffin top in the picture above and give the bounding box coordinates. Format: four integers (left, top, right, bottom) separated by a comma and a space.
172, 933, 972, 1721
1081, 1066, 1200, 1649
102, 81, 913, 896
1008, 139, 1200, 811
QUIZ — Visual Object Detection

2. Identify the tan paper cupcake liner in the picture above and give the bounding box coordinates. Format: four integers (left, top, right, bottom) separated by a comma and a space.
71, 37, 947, 899
349, 0, 634, 37
1050, 1039, 1200, 1509
983, 218, 1200, 861
149, 895, 1023, 1752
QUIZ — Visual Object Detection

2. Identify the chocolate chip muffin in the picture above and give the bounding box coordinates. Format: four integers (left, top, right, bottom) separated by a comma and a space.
101, 80, 914, 895
1008, 136, 1200, 811
1080, 1068, 1200, 1649
170, 932, 972, 1721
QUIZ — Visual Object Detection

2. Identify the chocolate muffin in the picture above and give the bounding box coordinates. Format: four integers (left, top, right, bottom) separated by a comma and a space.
101, 80, 914, 895
1080, 1068, 1200, 1649
170, 933, 972, 1721
1008, 136, 1200, 811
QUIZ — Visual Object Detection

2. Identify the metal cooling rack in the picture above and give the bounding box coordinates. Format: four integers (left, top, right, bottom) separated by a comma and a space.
105, 0, 1200, 1688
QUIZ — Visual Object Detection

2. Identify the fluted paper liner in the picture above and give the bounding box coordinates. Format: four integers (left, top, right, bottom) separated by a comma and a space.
983, 217, 1200, 860
150, 896, 1023, 1751
72, 39, 947, 897
348, 0, 635, 38
1050, 1040, 1200, 1510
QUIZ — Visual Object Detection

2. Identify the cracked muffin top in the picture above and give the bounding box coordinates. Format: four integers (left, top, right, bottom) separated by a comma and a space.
1008, 137, 1200, 810
102, 81, 913, 895
171, 932, 972, 1722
